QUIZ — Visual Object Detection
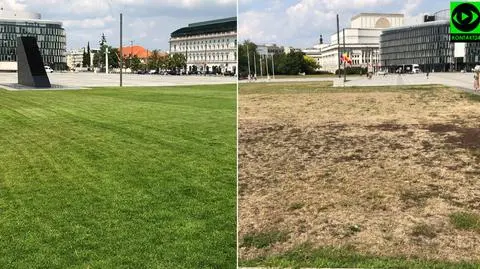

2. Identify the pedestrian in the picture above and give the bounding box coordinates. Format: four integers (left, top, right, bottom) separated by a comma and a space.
426, 71, 429, 79
474, 72, 479, 92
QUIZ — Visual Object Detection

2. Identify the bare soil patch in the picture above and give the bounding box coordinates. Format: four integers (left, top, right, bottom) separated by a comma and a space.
239, 83, 480, 262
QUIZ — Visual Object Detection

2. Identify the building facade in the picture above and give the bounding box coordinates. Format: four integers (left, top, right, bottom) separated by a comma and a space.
0, 9, 66, 71
169, 17, 237, 74
256, 43, 284, 56
66, 48, 99, 70
380, 10, 476, 72
310, 13, 403, 73
66, 49, 84, 69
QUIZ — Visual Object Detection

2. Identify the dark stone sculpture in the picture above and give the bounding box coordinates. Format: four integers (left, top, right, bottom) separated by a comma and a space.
17, 36, 51, 88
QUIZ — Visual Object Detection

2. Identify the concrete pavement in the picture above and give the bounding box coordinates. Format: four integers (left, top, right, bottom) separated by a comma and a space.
0, 72, 236, 90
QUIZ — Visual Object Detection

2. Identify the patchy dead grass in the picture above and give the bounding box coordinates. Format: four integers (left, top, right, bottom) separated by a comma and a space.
239, 82, 480, 263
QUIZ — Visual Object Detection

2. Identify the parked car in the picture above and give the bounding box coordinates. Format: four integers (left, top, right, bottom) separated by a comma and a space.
376, 70, 388, 75
149, 69, 158, 74
44, 66, 53, 73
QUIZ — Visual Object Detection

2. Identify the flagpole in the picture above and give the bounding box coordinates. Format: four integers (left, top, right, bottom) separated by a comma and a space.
343, 28, 346, 83
253, 52, 257, 77
265, 53, 269, 80
246, 43, 251, 79
271, 54, 275, 79
337, 14, 341, 78
260, 54, 263, 78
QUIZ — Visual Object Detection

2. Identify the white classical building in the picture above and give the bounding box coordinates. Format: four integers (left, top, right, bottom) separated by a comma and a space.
66, 48, 99, 70
302, 42, 329, 70
169, 17, 237, 74
66, 49, 84, 69
311, 13, 404, 73
256, 43, 285, 56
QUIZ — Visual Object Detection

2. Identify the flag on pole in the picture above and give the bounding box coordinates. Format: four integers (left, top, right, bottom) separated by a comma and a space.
340, 52, 352, 65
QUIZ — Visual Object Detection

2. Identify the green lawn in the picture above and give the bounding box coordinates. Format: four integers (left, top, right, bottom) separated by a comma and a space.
0, 85, 236, 268
242, 244, 480, 269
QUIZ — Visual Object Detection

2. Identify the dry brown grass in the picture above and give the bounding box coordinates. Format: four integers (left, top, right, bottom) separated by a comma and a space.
238, 82, 480, 262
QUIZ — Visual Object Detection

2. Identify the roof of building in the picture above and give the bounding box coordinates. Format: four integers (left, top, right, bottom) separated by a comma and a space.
171, 17, 237, 38
382, 19, 449, 33
0, 17, 63, 26
351, 13, 404, 20
121, 45, 168, 58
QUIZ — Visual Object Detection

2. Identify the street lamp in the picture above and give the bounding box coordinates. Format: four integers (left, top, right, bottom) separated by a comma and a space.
130, 40, 134, 69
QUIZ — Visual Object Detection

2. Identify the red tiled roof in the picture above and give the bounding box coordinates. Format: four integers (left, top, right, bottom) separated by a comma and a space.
120, 45, 168, 59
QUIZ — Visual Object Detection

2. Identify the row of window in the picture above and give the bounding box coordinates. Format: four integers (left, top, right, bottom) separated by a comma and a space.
382, 43, 452, 54
381, 25, 449, 42
0, 33, 65, 43
177, 38, 233, 45
0, 24, 64, 35
186, 53, 236, 62
381, 56, 453, 65
0, 54, 64, 63
173, 43, 236, 52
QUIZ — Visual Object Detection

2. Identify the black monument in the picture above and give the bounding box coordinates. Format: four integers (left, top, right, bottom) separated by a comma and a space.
17, 36, 51, 88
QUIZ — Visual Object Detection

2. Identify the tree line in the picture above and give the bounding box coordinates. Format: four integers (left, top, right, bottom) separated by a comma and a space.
238, 41, 320, 77
79, 34, 186, 72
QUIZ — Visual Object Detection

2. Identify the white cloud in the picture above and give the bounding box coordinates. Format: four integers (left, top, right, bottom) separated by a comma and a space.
239, 0, 440, 48
2, 0, 235, 49
63, 16, 115, 29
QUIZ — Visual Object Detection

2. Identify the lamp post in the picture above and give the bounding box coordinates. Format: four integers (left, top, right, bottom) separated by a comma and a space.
105, 46, 109, 74
246, 43, 251, 79
271, 53, 275, 79
120, 13, 122, 87
130, 40, 134, 70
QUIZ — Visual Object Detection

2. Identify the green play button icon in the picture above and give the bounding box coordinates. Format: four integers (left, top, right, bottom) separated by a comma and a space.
451, 2, 480, 33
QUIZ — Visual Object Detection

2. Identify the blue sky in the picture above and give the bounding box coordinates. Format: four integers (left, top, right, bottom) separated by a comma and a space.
2, 0, 236, 51
239, 0, 449, 48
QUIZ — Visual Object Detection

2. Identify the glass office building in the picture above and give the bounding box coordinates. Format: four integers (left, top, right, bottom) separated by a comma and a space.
0, 10, 66, 70
380, 20, 454, 72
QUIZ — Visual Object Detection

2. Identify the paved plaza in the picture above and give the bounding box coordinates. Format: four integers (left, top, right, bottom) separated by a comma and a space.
0, 72, 236, 90
332, 72, 476, 90
242, 72, 479, 93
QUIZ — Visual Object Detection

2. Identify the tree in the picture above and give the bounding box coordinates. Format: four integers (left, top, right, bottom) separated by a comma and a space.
82, 47, 89, 67
147, 50, 168, 71
130, 55, 142, 71
168, 53, 186, 71
82, 42, 92, 67
100, 33, 107, 47
92, 34, 119, 70
303, 55, 320, 73
238, 40, 260, 77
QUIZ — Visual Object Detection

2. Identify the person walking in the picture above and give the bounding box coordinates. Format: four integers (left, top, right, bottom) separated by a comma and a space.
474, 71, 479, 92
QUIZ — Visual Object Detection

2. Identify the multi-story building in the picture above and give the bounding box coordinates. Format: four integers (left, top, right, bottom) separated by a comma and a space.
66, 49, 84, 69
302, 36, 327, 69
169, 17, 237, 74
0, 9, 66, 71
256, 43, 284, 56
66, 47, 100, 70
380, 9, 471, 72
314, 13, 404, 73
